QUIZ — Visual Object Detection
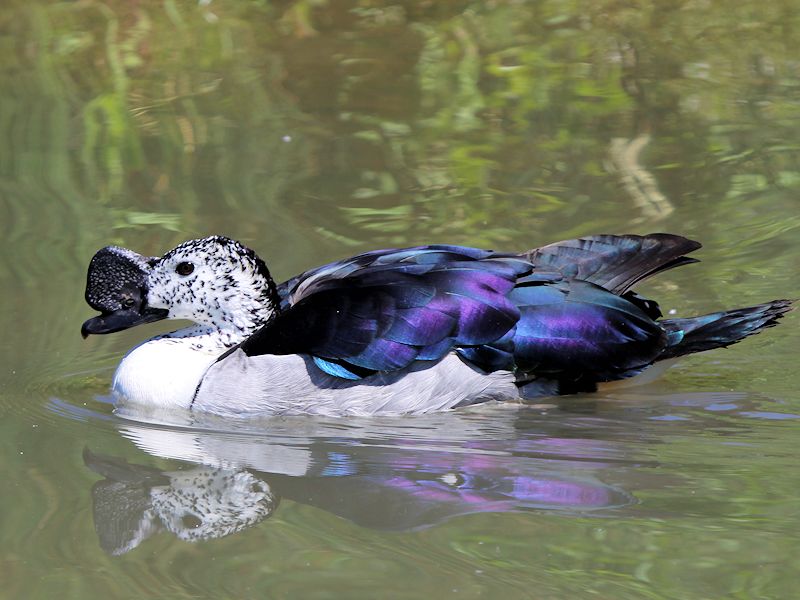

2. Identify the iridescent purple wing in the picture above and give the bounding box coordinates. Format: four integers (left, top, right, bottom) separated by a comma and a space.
241, 246, 545, 377
458, 279, 667, 385
257, 236, 700, 383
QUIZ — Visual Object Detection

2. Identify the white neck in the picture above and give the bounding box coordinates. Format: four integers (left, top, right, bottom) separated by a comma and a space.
162, 324, 244, 350
194, 287, 276, 345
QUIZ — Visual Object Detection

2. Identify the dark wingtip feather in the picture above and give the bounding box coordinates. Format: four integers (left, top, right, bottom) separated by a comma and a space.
523, 233, 702, 294
715, 298, 795, 347
646, 232, 703, 252
737, 298, 795, 324
753, 298, 795, 327
660, 298, 794, 359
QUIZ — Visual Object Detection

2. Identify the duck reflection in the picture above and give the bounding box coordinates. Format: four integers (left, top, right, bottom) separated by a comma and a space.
85, 450, 277, 555
85, 405, 642, 555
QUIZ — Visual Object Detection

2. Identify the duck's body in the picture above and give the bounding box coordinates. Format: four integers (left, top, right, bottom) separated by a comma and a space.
83, 234, 792, 418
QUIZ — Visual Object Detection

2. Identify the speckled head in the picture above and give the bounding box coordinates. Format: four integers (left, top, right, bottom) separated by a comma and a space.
146, 236, 280, 341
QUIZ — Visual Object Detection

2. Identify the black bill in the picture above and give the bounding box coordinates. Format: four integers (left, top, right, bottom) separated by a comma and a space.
81, 307, 169, 337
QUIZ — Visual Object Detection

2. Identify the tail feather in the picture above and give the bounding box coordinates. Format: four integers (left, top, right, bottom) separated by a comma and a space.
523, 233, 702, 294
659, 299, 794, 360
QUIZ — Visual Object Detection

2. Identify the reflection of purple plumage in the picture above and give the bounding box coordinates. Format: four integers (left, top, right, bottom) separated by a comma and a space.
374, 435, 628, 513
511, 477, 613, 507
381, 470, 618, 511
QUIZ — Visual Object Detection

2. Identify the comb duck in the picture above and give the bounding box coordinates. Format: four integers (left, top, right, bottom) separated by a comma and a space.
81, 234, 792, 417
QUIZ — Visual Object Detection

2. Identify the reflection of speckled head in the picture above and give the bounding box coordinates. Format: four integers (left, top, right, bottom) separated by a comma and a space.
85, 246, 155, 313
152, 468, 277, 542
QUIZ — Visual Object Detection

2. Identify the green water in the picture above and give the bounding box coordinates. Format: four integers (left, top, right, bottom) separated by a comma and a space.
1, 1, 799, 598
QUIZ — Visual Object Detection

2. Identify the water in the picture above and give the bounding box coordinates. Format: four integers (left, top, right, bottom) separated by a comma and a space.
1, 1, 799, 598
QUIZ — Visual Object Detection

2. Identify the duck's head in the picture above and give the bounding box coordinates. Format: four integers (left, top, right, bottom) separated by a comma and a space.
82, 236, 280, 343
147, 236, 280, 337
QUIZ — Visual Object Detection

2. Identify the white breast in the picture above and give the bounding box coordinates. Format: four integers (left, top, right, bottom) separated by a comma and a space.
112, 336, 220, 411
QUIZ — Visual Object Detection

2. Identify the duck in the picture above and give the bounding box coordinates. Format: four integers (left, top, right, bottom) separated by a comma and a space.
81, 233, 792, 417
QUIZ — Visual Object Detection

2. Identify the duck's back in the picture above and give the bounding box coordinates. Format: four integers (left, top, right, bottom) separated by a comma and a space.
235, 237, 697, 390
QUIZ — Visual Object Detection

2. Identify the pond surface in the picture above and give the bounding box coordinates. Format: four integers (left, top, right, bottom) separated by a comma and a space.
1, 1, 798, 598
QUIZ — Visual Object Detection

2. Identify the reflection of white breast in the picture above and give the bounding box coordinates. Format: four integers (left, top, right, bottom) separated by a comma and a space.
116, 408, 523, 475
112, 336, 220, 411
119, 424, 315, 476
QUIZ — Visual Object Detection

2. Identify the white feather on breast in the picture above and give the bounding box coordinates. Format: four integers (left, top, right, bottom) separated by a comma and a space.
112, 335, 220, 411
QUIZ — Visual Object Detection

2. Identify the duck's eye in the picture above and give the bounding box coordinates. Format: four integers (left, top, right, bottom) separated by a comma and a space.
176, 262, 194, 276
121, 297, 135, 309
